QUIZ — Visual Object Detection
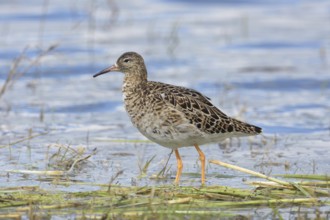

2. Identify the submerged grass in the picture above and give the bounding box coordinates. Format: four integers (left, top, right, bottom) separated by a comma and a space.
1, 170, 329, 219
2, 146, 329, 218
1, 144, 329, 218
0, 182, 328, 219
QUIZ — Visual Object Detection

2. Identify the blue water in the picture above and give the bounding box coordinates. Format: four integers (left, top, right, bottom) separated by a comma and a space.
0, 0, 329, 218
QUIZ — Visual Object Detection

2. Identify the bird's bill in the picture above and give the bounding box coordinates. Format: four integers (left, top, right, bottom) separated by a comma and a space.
93, 64, 119, 78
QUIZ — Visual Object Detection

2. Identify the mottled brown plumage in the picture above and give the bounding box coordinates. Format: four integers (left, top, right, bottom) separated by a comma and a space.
93, 51, 262, 185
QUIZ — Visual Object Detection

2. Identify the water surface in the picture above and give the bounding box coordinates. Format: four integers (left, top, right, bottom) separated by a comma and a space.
0, 0, 329, 218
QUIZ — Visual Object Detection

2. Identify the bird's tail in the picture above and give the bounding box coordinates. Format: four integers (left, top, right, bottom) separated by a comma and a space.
232, 118, 262, 135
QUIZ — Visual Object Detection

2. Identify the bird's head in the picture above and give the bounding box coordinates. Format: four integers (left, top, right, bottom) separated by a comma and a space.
93, 52, 146, 78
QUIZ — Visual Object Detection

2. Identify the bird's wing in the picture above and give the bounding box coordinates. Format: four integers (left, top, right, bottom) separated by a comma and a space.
148, 81, 230, 121
147, 81, 261, 135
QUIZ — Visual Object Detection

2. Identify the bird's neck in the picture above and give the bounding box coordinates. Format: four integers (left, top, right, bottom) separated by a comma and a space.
123, 69, 148, 93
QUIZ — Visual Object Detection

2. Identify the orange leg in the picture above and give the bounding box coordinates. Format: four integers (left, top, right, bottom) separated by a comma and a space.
174, 149, 183, 185
194, 144, 206, 185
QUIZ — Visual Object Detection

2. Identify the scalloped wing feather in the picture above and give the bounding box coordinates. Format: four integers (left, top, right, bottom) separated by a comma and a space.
147, 81, 261, 136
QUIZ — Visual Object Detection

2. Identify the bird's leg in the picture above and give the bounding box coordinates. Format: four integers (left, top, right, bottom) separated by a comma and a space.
194, 144, 205, 185
174, 149, 183, 185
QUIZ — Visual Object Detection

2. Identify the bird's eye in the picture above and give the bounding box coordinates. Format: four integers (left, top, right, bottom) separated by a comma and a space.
123, 58, 130, 63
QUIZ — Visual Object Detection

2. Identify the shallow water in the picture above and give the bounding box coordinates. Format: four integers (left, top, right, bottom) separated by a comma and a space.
0, 0, 329, 217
